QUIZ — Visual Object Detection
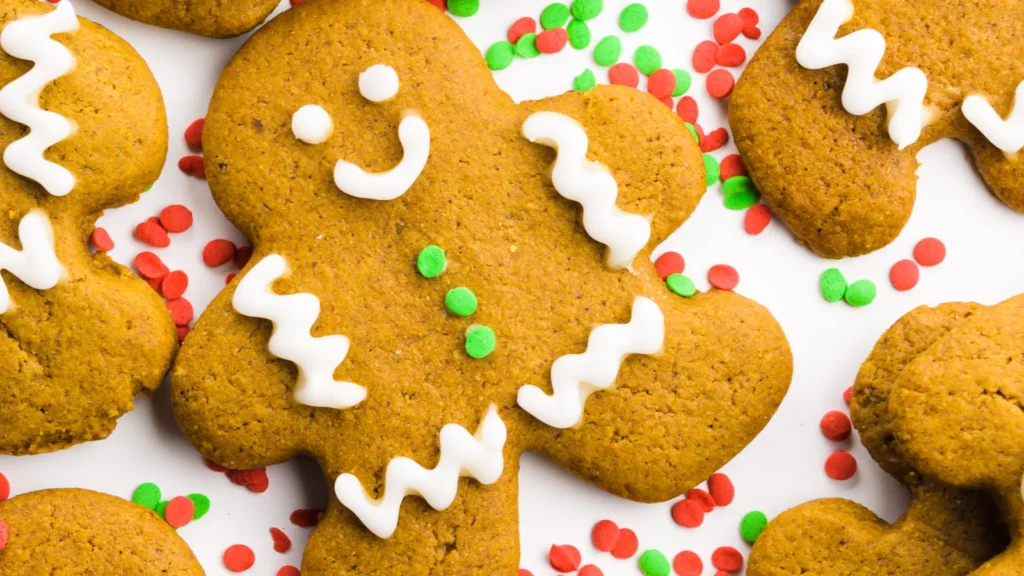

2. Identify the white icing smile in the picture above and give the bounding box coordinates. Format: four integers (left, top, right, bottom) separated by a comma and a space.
0, 210, 63, 314
333, 113, 431, 201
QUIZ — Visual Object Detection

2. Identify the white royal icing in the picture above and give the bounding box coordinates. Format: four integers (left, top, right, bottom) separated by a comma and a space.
333, 113, 430, 201
232, 254, 367, 410
0, 0, 78, 196
517, 297, 664, 429
522, 111, 651, 270
359, 64, 400, 103
291, 104, 333, 145
796, 0, 929, 150
334, 404, 507, 539
962, 81, 1024, 154
0, 210, 62, 314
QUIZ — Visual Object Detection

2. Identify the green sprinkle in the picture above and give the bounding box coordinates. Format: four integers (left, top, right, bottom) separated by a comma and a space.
155, 500, 169, 519
567, 18, 591, 49
633, 45, 662, 76
820, 268, 848, 303
573, 68, 597, 92
465, 325, 496, 359
143, 184, 153, 193
723, 189, 759, 210
540, 3, 571, 29
638, 549, 670, 576
446, 287, 478, 317
516, 33, 541, 59
666, 273, 696, 297
703, 154, 720, 187
723, 175, 760, 210
845, 280, 877, 307
132, 483, 161, 511
671, 69, 692, 96
684, 123, 699, 143
740, 510, 768, 543
571, 0, 603, 20
486, 41, 515, 71
619, 3, 649, 32
188, 493, 211, 520
446, 0, 479, 17
417, 245, 446, 278
593, 35, 622, 66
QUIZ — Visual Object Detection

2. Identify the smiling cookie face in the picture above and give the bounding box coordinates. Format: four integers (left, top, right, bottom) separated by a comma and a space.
171, 0, 793, 572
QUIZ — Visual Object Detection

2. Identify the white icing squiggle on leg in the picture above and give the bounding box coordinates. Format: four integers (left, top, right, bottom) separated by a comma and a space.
0, 0, 79, 196
0, 210, 62, 314
232, 254, 367, 409
522, 111, 651, 270
334, 404, 507, 539
963, 81, 1024, 154
333, 113, 430, 201
517, 297, 664, 429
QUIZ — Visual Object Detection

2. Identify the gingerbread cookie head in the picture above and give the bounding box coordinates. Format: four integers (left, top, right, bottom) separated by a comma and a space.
748, 303, 1006, 575
171, 0, 792, 571
0, 488, 204, 574
91, 0, 277, 37
731, 0, 1024, 258
0, 0, 174, 454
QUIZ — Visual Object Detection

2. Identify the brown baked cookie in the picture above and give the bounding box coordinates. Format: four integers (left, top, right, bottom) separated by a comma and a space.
91, 0, 277, 37
748, 303, 1006, 576
0, 0, 174, 454
0, 488, 204, 574
731, 0, 1024, 258
170, 0, 793, 572
891, 294, 1024, 576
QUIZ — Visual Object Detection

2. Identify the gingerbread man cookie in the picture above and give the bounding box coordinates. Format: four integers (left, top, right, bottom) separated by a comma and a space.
91, 0, 277, 37
731, 0, 1024, 258
749, 303, 1006, 575
170, 0, 793, 572
0, 0, 174, 454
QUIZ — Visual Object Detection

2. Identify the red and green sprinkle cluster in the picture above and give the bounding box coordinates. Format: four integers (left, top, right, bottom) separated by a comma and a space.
131, 482, 210, 530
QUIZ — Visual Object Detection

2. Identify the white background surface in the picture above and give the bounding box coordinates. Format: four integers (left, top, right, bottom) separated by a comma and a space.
4, 0, 1024, 574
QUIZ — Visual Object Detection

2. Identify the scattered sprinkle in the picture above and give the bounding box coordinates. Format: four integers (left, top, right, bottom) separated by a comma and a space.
134, 252, 167, 280
719, 154, 746, 180
673, 550, 703, 576
844, 280, 877, 307
684, 123, 699, 143
517, 570, 533, 576
708, 473, 734, 506
0, 518, 7, 551
91, 227, 114, 252
708, 264, 739, 291
159, 205, 194, 233
647, 68, 677, 99
825, 451, 858, 480
188, 493, 211, 520
692, 40, 718, 74
739, 7, 761, 38
165, 496, 195, 529
167, 298, 194, 327
277, 567, 300, 576
445, 287, 478, 317
132, 483, 161, 510
446, 0, 479, 17
223, 544, 256, 573
184, 119, 205, 149
686, 487, 715, 512
270, 527, 292, 553
567, 18, 591, 49
671, 498, 705, 528
536, 28, 568, 54
571, 0, 603, 20
161, 270, 189, 300
667, 273, 696, 297
226, 468, 269, 493
699, 127, 729, 153
486, 41, 516, 71
609, 62, 640, 87
417, 245, 446, 278
913, 237, 946, 267
0, 473, 7, 502
135, 217, 170, 248
203, 239, 237, 267
671, 69, 692, 97
713, 13, 744, 44
290, 509, 323, 527
633, 45, 662, 76
820, 410, 852, 442
178, 155, 206, 178
177, 326, 190, 343
819, 268, 848, 303
639, 549, 670, 576
712, 546, 744, 572
686, 0, 719, 19
740, 510, 769, 543
677, 96, 698, 124
592, 519, 620, 552
235, 246, 253, 268
593, 35, 622, 66
722, 176, 759, 210
703, 154, 720, 186
579, 565, 604, 576
540, 3, 571, 29
843, 386, 853, 404
706, 69, 736, 98
508, 17, 537, 44
465, 325, 497, 359
611, 527, 639, 559
619, 3, 648, 32
574, 68, 597, 92
516, 33, 541, 58
744, 204, 771, 235
156, 500, 168, 519
549, 544, 582, 573
890, 259, 919, 291
655, 251, 685, 280
716, 43, 746, 67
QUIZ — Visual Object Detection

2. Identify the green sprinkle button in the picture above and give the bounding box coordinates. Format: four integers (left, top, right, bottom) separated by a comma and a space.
446, 0, 479, 17
417, 245, 446, 278
574, 68, 597, 92
633, 45, 662, 76
446, 287, 478, 317
155, 500, 169, 519
684, 123, 699, 143
593, 35, 622, 66
619, 3, 649, 32
132, 483, 161, 511
672, 69, 692, 96
723, 175, 760, 211
465, 325, 496, 359
820, 268, 848, 303
567, 18, 591, 49
845, 279, 877, 307
638, 549, 670, 576
571, 0, 603, 20
486, 41, 515, 71
516, 33, 541, 59
188, 493, 211, 520
666, 273, 696, 297
703, 154, 720, 186
541, 3, 571, 29
740, 510, 769, 543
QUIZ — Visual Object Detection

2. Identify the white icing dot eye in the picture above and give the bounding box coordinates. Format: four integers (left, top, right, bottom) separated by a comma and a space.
292, 104, 333, 145
359, 64, 400, 103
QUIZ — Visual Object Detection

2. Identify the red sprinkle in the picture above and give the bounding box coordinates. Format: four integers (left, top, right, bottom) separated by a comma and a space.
517, 571, 533, 576
820, 410, 853, 442
843, 386, 853, 404
164, 496, 195, 529
239, 468, 269, 493
655, 251, 685, 279
699, 127, 729, 153
277, 567, 300, 576
674, 551, 704, 576
134, 252, 167, 280
226, 272, 237, 285
671, 498, 705, 528
743, 23, 762, 39
0, 518, 7, 551
270, 527, 292, 553
609, 63, 640, 88
161, 270, 189, 300
657, 95, 674, 108
719, 154, 747, 180
677, 96, 699, 124
508, 17, 536, 44
708, 264, 739, 291
290, 509, 323, 528
203, 239, 238, 267
205, 458, 229, 473
135, 217, 170, 248
0, 473, 8, 502
744, 204, 771, 235
536, 28, 568, 54
146, 276, 163, 293
889, 259, 920, 291
686, 487, 716, 512
579, 565, 603, 576
825, 451, 858, 480
913, 238, 946, 267
711, 546, 744, 572
716, 43, 746, 67
178, 155, 206, 178
707, 69, 736, 98
549, 544, 581, 573
740, 8, 762, 39
177, 326, 190, 343
686, 0, 720, 19
426, 0, 446, 9
234, 246, 254, 268
184, 119, 205, 149
647, 69, 677, 99
707, 473, 735, 506
611, 528, 638, 559
591, 519, 620, 552
223, 544, 255, 572
692, 41, 718, 74
160, 205, 194, 233
91, 227, 114, 252
713, 13, 744, 44
167, 298, 194, 327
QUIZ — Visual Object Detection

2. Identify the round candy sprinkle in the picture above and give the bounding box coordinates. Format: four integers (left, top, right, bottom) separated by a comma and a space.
609, 63, 639, 88
711, 546, 744, 572
567, 18, 591, 49
843, 386, 853, 404
178, 155, 205, 178
700, 128, 728, 153
203, 239, 237, 267
571, 0, 603, 20
672, 69, 692, 97
708, 473, 734, 506
740, 510, 769, 543
716, 43, 746, 67
417, 245, 446, 278
184, 118, 204, 148
165, 496, 195, 529
188, 493, 211, 520
713, 13, 744, 44
0, 473, 8, 502
890, 259, 920, 291
161, 270, 188, 300
639, 549, 670, 576
677, 96, 698, 124
744, 204, 771, 235
673, 551, 703, 576
703, 154, 720, 186
515, 33, 541, 58
825, 451, 858, 480
290, 509, 322, 527
224, 544, 255, 572
684, 123, 699, 143
619, 3, 648, 32
655, 251, 684, 279
549, 544, 581, 572
708, 264, 739, 291
647, 69, 676, 99
277, 567, 300, 576
579, 565, 603, 576
517, 571, 533, 576
445, 287, 478, 317
845, 280, 877, 307
593, 35, 622, 66
667, 273, 696, 297
536, 28, 568, 54
574, 68, 597, 92
508, 16, 536, 44
723, 176, 756, 201
446, 0, 479, 17
270, 527, 292, 553
723, 188, 759, 211
167, 298, 194, 327
592, 519, 620, 552
540, 3, 571, 29
706, 69, 736, 98
821, 410, 852, 441
155, 500, 168, 519
687, 0, 719, 19
686, 487, 715, 512
692, 40, 718, 73
235, 245, 253, 268
819, 268, 848, 302
0, 518, 7, 551
132, 483, 161, 510
90, 227, 114, 252
135, 217, 170, 248
671, 498, 704, 528
486, 41, 515, 71
633, 45, 662, 76
159, 204, 193, 233
465, 325, 496, 359
611, 527, 638, 559
720, 154, 746, 180
914, 237, 946, 266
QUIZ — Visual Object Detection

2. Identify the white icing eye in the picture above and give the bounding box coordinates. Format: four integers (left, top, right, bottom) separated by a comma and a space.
292, 104, 334, 145
359, 64, 400, 103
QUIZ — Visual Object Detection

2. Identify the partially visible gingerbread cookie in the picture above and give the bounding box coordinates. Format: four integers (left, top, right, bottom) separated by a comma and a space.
0, 488, 204, 574
748, 303, 1006, 575
92, 0, 278, 37
0, 0, 175, 454
731, 0, 1024, 257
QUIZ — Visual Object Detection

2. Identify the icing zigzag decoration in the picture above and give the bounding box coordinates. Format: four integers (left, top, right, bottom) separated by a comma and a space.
334, 404, 507, 538
0, 210, 62, 314
0, 0, 79, 196
232, 254, 367, 409
523, 111, 651, 270
963, 81, 1024, 154
795, 0, 928, 150
517, 297, 665, 429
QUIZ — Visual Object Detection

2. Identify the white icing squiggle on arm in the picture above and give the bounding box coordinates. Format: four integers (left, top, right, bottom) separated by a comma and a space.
0, 0, 79, 196
0, 210, 62, 314
796, 0, 928, 150
334, 404, 507, 538
523, 111, 651, 270
517, 297, 664, 429
333, 114, 430, 200
963, 81, 1024, 154
232, 255, 367, 409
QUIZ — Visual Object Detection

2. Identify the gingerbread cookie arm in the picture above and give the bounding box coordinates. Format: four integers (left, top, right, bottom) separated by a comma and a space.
90, 0, 278, 37
968, 132, 1024, 214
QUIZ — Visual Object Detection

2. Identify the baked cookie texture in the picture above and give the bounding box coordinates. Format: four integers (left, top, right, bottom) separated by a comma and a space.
0, 0, 174, 454
749, 303, 1006, 576
731, 0, 1024, 258
92, 0, 277, 37
891, 294, 1024, 576
0, 488, 204, 574
171, 0, 793, 573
